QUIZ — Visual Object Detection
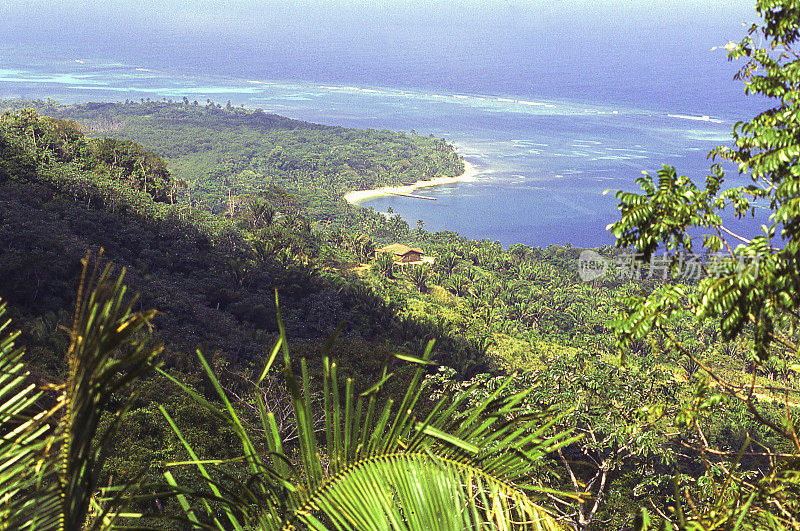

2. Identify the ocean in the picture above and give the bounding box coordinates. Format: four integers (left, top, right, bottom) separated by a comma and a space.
0, 49, 762, 248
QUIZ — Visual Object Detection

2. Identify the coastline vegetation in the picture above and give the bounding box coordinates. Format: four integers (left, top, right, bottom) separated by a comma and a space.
0, 97, 464, 227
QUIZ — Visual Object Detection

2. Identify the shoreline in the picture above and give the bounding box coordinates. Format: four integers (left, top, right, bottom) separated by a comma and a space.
343, 160, 479, 204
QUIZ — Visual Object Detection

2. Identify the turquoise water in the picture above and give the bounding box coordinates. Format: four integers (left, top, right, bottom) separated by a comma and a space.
0, 55, 749, 247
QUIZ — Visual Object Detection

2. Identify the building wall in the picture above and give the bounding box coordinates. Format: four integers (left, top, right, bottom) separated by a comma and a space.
401, 252, 422, 263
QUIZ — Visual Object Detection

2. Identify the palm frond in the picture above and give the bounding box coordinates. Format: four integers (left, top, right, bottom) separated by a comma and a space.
0, 251, 162, 530
299, 454, 559, 531
0, 300, 61, 530
163, 292, 573, 530
58, 251, 162, 530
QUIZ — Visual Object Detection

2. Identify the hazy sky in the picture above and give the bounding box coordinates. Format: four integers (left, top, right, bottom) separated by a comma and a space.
2, 1, 755, 45
2, 1, 760, 111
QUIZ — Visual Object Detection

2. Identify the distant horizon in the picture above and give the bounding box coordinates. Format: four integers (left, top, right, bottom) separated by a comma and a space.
0, 50, 761, 123
0, 46, 764, 123
3, 1, 761, 116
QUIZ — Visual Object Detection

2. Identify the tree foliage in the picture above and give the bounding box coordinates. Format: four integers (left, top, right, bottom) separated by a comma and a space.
608, 1, 800, 527
0, 100, 464, 226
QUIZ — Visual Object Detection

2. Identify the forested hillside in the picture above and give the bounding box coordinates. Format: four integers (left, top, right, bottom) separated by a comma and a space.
1, 99, 464, 223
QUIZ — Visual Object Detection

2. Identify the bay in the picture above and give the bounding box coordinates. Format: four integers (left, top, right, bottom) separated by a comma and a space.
0, 53, 751, 247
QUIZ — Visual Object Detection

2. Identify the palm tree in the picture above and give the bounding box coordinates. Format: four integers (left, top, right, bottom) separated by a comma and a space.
159, 296, 574, 529
463, 266, 480, 282
373, 250, 396, 278
446, 273, 471, 297
358, 235, 376, 261
679, 354, 701, 380
406, 263, 432, 293
245, 198, 276, 229
437, 253, 460, 278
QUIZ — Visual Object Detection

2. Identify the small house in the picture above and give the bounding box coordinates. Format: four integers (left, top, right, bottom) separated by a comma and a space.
375, 244, 425, 264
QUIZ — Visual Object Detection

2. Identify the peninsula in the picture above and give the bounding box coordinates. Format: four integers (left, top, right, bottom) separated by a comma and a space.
343, 160, 480, 204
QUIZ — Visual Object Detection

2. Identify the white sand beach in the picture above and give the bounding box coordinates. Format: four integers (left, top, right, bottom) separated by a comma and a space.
344, 160, 479, 204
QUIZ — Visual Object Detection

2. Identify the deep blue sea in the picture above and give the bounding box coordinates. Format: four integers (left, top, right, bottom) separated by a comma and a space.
0, 48, 764, 247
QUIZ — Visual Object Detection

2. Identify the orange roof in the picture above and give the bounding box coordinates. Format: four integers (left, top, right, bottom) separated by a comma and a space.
376, 244, 424, 256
